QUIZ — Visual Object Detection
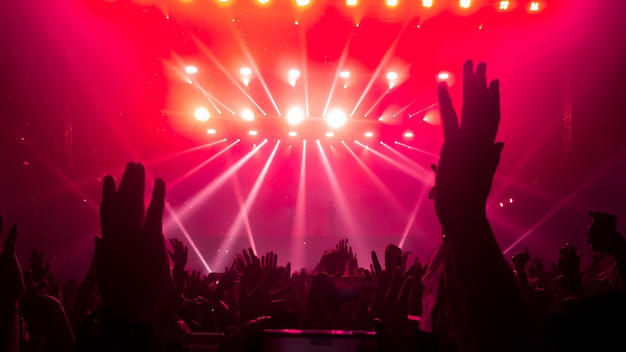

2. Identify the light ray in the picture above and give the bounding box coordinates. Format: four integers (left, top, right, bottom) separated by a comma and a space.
398, 186, 430, 248
363, 90, 389, 118
394, 141, 440, 159
166, 205, 212, 272
380, 141, 434, 178
163, 140, 268, 233
144, 139, 227, 166
354, 140, 424, 181
292, 140, 308, 270
212, 140, 281, 269
322, 38, 352, 117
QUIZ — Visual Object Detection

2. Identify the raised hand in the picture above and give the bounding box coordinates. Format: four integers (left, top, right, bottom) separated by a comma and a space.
168, 238, 188, 271
96, 162, 172, 321
0, 216, 24, 308
29, 248, 50, 284
557, 243, 582, 279
512, 248, 531, 272
434, 60, 503, 234
587, 211, 625, 258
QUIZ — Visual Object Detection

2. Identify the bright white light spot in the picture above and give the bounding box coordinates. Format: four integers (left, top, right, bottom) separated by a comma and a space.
346, 0, 357, 6
437, 72, 450, 80
529, 1, 539, 11
326, 132, 335, 137
509, 197, 514, 204
185, 65, 198, 74
364, 132, 374, 138
460, 0, 471, 8
287, 107, 305, 125
339, 71, 350, 78
240, 67, 252, 76
241, 109, 255, 121
194, 108, 210, 122
296, 0, 310, 6
249, 130, 258, 136
499, 0, 510, 10
288, 131, 297, 137
289, 69, 301, 79
219, 0, 229, 2
378, 117, 383, 121
499, 202, 505, 208
207, 128, 216, 134
294, 21, 299, 25
403, 130, 414, 139
422, 0, 433, 7
386, 71, 398, 80
327, 109, 347, 128
257, 0, 269, 4
386, 0, 398, 7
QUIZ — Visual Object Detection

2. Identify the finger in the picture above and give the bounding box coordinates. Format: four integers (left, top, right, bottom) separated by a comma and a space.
487, 79, 501, 142
475, 62, 487, 88
167, 249, 174, 260
145, 178, 166, 237
372, 250, 382, 274
385, 267, 404, 305
397, 276, 414, 308
100, 175, 117, 238
117, 163, 146, 233
3, 224, 17, 255
430, 164, 437, 173
437, 82, 459, 141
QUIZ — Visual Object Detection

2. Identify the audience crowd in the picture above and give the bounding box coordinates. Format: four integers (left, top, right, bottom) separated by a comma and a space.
1, 61, 625, 352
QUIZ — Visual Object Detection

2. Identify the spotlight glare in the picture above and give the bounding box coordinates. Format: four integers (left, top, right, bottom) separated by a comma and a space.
422, 0, 433, 7
403, 130, 414, 139
194, 108, 210, 122
257, 0, 269, 4
249, 130, 258, 136
529, 1, 540, 12
386, 71, 398, 80
185, 65, 198, 74
207, 128, 216, 134
339, 71, 350, 78
326, 132, 335, 137
346, 0, 357, 6
437, 72, 449, 80
326, 109, 347, 128
288, 131, 297, 137
289, 69, 301, 78
241, 109, 255, 122
286, 107, 305, 125
460, 0, 471, 8
296, 0, 310, 6
364, 132, 374, 138
386, 0, 398, 7
240, 67, 252, 76
498, 0, 510, 10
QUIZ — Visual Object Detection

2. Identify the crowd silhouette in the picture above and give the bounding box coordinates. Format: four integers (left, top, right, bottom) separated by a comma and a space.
1, 60, 625, 352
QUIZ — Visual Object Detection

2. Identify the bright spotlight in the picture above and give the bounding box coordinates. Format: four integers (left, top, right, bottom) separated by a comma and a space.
325, 132, 335, 137
288, 69, 301, 87
498, 0, 510, 10
296, 0, 310, 6
194, 108, 210, 122
327, 109, 347, 128
437, 72, 449, 80
386, 71, 398, 89
386, 0, 398, 7
288, 131, 297, 137
460, 0, 471, 8
241, 109, 255, 121
287, 107, 305, 125
436, 71, 455, 87
529, 1, 540, 12
249, 130, 258, 136
403, 130, 414, 139
240, 67, 252, 86
339, 71, 350, 78
346, 0, 357, 6
185, 65, 198, 74
364, 131, 374, 138
422, 0, 433, 7
257, 0, 269, 4
207, 128, 217, 134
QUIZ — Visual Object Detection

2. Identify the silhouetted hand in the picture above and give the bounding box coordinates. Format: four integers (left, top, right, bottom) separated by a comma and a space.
512, 248, 531, 272
0, 216, 24, 308
29, 248, 50, 284
168, 238, 188, 294
370, 250, 383, 278
557, 243, 581, 279
96, 162, 172, 321
434, 60, 503, 234
587, 211, 626, 259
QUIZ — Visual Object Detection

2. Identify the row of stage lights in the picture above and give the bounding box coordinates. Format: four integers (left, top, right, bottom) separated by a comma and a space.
208, 0, 546, 13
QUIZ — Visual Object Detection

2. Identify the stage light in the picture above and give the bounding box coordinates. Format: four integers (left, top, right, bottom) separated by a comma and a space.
499, 0, 510, 10
386, 0, 398, 7
529, 1, 539, 12
257, 0, 269, 4
194, 108, 210, 122
249, 130, 258, 136
287, 107, 305, 125
185, 65, 198, 74
460, 0, 471, 8
386, 71, 398, 89
403, 130, 414, 139
364, 131, 374, 138
240, 67, 252, 86
288, 131, 298, 137
346, 0, 357, 6
296, 0, 310, 6
327, 109, 347, 128
288, 69, 301, 87
436, 71, 455, 87
241, 109, 255, 121
422, 0, 433, 7
326, 132, 335, 137
339, 71, 350, 78
207, 128, 217, 134
509, 197, 514, 204
437, 72, 449, 80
